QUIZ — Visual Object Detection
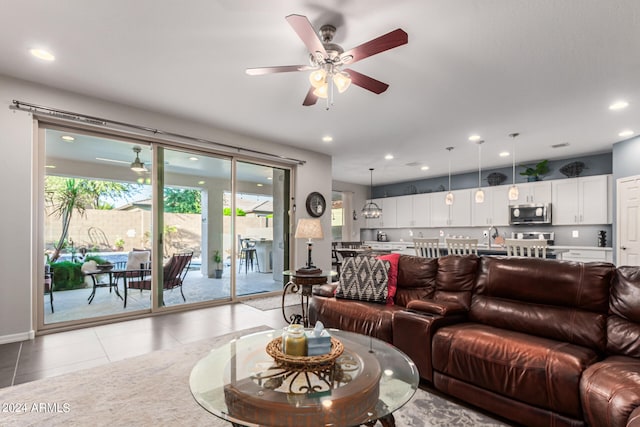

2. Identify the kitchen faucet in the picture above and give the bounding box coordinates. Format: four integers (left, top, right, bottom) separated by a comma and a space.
488, 225, 499, 248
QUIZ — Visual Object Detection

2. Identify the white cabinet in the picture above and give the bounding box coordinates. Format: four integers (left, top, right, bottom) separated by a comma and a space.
395, 195, 413, 228
431, 189, 471, 227
411, 193, 430, 227
508, 181, 552, 205
472, 185, 510, 226
552, 175, 611, 225
560, 248, 613, 263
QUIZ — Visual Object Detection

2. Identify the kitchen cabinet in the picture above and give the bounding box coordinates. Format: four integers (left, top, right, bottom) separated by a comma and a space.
394, 194, 431, 228
395, 195, 413, 228
431, 189, 471, 227
411, 193, 430, 227
472, 185, 510, 226
552, 175, 611, 225
559, 248, 613, 263
365, 197, 397, 228
508, 181, 552, 205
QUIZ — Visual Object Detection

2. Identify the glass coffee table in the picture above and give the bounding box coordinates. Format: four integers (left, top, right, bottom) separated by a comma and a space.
190, 329, 419, 427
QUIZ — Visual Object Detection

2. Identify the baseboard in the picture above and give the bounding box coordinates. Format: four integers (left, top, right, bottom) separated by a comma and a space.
0, 330, 35, 344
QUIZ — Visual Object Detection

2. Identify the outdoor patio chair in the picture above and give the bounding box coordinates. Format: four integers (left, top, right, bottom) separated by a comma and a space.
128, 251, 193, 304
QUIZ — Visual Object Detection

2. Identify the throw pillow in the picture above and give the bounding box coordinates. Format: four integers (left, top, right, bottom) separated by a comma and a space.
336, 256, 390, 304
377, 253, 401, 305
126, 250, 150, 270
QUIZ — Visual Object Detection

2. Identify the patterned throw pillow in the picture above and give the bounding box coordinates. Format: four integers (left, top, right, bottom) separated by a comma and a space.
336, 256, 390, 304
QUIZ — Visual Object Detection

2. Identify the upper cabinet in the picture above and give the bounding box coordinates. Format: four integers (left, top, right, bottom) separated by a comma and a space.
552, 175, 611, 225
472, 185, 510, 226
508, 181, 552, 205
431, 189, 471, 227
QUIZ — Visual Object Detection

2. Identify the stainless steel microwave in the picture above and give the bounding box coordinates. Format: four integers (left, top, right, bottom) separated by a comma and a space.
509, 204, 552, 225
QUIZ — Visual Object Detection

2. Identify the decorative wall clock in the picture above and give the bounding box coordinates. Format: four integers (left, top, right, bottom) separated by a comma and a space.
305, 192, 326, 217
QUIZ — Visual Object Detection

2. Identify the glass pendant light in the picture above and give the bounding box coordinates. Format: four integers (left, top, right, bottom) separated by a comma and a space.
445, 147, 455, 205
361, 168, 382, 219
475, 140, 485, 203
508, 132, 520, 201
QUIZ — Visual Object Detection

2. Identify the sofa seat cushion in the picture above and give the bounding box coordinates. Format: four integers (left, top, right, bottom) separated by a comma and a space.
308, 295, 406, 343
432, 323, 599, 419
580, 355, 640, 427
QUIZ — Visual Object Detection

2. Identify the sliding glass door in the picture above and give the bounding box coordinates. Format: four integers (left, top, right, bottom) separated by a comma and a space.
40, 124, 294, 330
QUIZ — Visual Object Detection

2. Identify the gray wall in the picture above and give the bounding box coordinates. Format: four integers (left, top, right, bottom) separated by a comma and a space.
373, 153, 612, 198
611, 135, 640, 260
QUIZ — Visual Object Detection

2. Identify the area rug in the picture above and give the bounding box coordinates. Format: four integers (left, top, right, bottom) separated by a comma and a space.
0, 326, 509, 427
241, 293, 301, 311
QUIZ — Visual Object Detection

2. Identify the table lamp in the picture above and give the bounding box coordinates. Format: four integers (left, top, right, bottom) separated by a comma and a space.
295, 218, 323, 275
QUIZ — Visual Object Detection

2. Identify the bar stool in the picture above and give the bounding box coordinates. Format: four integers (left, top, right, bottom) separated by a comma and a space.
238, 238, 260, 273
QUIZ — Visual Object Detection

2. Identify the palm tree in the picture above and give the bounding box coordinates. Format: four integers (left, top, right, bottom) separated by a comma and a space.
46, 178, 92, 262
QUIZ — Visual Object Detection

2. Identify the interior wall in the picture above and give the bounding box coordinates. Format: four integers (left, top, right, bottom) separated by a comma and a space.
0, 74, 331, 343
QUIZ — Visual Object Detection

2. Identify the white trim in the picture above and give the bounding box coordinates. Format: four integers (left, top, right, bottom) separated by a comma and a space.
0, 330, 35, 345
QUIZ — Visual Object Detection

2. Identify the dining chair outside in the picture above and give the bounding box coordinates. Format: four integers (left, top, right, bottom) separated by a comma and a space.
129, 251, 193, 304
445, 238, 478, 255
504, 239, 548, 258
413, 238, 441, 258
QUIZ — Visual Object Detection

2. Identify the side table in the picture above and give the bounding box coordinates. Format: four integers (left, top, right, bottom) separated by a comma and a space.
282, 269, 336, 327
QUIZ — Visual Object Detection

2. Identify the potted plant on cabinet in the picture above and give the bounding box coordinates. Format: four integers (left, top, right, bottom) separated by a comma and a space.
213, 250, 223, 279
520, 159, 550, 182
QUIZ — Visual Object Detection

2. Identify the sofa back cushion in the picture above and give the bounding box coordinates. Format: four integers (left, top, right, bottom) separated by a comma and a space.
471, 257, 615, 352
608, 266, 640, 357
395, 255, 438, 307
434, 255, 478, 310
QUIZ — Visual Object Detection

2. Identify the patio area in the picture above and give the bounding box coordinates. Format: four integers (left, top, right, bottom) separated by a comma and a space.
44, 263, 283, 324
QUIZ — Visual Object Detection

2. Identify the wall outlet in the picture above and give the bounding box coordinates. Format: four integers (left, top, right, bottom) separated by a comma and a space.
483, 230, 489, 238
439, 230, 444, 237
572, 230, 579, 238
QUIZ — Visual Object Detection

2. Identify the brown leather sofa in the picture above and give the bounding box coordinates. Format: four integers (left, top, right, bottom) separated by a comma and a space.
309, 254, 640, 427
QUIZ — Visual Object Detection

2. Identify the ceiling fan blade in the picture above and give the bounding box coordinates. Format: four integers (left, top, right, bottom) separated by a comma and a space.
341, 28, 408, 65
302, 87, 318, 106
246, 65, 314, 76
344, 69, 389, 94
285, 14, 327, 57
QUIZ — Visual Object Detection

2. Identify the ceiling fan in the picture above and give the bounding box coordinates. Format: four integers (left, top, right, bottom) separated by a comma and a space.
246, 14, 408, 107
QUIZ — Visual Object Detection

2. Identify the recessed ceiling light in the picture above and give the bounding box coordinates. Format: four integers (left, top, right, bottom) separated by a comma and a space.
385, 154, 394, 160
420, 166, 430, 171
189, 156, 199, 161
45, 165, 56, 169
257, 183, 263, 187
619, 130, 634, 137
609, 100, 629, 111
29, 48, 55, 61
322, 135, 333, 143
469, 135, 482, 142
499, 151, 510, 157
61, 135, 75, 142
267, 177, 273, 180
198, 180, 205, 185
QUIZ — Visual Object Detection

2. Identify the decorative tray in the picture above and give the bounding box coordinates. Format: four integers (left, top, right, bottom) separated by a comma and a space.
266, 336, 344, 369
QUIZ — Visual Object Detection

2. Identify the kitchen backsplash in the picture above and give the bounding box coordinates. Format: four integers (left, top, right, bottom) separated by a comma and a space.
361, 224, 613, 248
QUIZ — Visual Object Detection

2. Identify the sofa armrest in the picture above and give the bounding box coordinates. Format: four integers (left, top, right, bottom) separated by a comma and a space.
406, 299, 468, 316
312, 282, 338, 297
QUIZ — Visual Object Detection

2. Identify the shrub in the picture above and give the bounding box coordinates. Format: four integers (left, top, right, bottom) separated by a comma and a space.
50, 261, 85, 290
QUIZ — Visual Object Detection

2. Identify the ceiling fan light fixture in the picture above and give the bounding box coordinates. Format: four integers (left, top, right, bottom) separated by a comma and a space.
309, 69, 326, 88
313, 83, 329, 99
130, 146, 147, 173
333, 71, 351, 93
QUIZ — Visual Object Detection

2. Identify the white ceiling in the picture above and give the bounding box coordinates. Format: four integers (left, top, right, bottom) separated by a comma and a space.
1, 0, 639, 186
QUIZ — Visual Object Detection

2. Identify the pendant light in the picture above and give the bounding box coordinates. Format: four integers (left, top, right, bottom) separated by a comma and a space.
445, 147, 455, 205
475, 140, 485, 203
508, 132, 520, 201
361, 168, 382, 219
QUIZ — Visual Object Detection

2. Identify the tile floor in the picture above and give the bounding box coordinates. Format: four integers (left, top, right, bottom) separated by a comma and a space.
0, 302, 288, 389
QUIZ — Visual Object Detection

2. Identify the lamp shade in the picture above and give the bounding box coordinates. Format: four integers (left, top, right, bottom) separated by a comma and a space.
295, 218, 323, 240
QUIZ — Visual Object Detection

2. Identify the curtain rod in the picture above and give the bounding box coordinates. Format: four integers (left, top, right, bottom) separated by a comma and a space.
10, 100, 306, 165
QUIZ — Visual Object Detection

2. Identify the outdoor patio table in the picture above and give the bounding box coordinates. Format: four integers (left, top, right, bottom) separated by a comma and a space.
84, 268, 150, 308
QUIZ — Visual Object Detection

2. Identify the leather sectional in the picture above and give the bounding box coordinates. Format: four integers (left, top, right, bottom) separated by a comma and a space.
309, 254, 640, 427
